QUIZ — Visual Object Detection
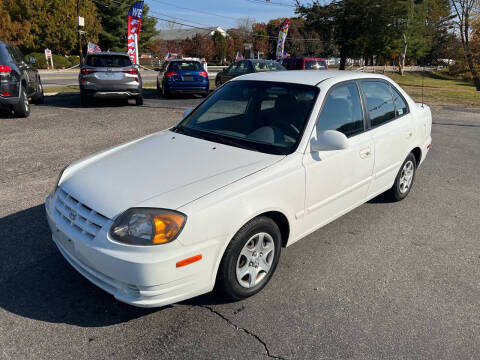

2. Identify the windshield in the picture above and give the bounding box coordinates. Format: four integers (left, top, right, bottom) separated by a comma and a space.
174, 81, 319, 155
305, 60, 327, 70
252, 61, 286, 72
169, 61, 203, 71
86, 55, 132, 67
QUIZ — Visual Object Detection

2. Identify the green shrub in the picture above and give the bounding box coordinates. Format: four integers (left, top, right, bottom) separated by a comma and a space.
25, 52, 48, 69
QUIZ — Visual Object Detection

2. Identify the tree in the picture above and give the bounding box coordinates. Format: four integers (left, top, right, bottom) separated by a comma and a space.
96, 1, 158, 52
4, 0, 100, 54
451, 0, 480, 90
0, 0, 30, 45
213, 31, 227, 64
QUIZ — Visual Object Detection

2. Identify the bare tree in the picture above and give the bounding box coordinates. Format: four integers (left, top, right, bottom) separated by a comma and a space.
451, 0, 480, 90
235, 16, 256, 34
159, 18, 183, 31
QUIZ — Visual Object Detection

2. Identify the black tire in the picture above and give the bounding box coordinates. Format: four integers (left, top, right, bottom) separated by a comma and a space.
13, 87, 30, 118
135, 95, 143, 106
162, 85, 171, 99
156, 80, 161, 96
80, 91, 89, 107
201, 91, 209, 98
388, 152, 417, 201
217, 216, 282, 301
31, 80, 44, 104
215, 78, 221, 87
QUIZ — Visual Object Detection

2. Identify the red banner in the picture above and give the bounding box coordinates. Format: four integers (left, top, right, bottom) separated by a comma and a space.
127, 1, 144, 64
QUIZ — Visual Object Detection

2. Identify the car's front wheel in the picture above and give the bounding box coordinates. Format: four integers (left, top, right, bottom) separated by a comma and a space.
388, 152, 417, 201
13, 87, 30, 118
217, 216, 281, 300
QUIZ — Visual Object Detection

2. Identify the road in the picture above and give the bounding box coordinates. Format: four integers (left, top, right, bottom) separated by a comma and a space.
39, 70, 159, 88
1, 94, 479, 359
39, 69, 220, 88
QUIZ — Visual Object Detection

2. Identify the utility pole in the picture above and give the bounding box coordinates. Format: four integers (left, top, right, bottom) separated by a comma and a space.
77, 0, 84, 64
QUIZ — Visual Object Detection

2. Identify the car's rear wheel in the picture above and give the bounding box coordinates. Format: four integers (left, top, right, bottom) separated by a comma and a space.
31, 80, 44, 104
13, 87, 30, 118
162, 85, 171, 99
135, 95, 143, 106
215, 78, 221, 87
388, 152, 417, 201
217, 216, 281, 300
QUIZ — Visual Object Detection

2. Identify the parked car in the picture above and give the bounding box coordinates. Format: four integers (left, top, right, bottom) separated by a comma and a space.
79, 52, 142, 106
156, 59, 209, 98
0, 41, 44, 117
281, 57, 328, 70
215, 59, 286, 86
46, 70, 432, 307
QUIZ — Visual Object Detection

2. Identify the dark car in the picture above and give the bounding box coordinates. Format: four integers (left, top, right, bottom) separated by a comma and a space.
215, 60, 286, 86
0, 41, 44, 117
281, 57, 328, 70
156, 59, 209, 98
79, 52, 143, 106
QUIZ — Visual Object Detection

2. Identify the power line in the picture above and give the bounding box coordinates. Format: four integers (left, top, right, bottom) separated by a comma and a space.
147, 0, 241, 22
244, 0, 297, 9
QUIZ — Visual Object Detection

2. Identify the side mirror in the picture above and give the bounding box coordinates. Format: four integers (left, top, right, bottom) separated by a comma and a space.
310, 130, 349, 152
183, 108, 193, 119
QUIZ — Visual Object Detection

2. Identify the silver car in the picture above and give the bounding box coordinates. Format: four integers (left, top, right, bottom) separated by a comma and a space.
79, 52, 143, 106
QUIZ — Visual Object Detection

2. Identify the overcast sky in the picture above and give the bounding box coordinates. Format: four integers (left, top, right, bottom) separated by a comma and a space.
147, 0, 300, 30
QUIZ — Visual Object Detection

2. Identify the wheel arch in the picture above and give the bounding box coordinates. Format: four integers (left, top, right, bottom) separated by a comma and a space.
411, 146, 422, 166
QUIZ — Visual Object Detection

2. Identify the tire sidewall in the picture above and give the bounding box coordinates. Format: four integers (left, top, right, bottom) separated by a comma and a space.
393, 153, 417, 200
218, 217, 282, 300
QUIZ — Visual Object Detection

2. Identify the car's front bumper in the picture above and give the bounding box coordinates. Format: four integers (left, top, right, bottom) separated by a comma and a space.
45, 192, 221, 307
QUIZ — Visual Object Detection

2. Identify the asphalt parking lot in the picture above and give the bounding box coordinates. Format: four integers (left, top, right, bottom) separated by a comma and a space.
1, 92, 479, 359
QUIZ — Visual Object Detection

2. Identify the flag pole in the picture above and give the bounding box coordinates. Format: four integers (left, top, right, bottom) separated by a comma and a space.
135, 33, 139, 65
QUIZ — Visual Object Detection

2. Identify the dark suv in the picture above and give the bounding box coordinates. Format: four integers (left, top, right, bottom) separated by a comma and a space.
0, 41, 44, 117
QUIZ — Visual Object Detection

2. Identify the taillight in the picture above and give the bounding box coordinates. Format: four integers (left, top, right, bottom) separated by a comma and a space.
80, 68, 96, 75
124, 68, 138, 75
1, 92, 11, 96
199, 71, 208, 78
164, 71, 177, 78
0, 65, 11, 74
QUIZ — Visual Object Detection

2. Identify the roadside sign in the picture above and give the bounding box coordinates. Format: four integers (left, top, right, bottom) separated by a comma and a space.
44, 48, 54, 69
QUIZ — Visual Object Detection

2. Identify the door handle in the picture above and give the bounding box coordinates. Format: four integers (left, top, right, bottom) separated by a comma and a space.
359, 147, 371, 159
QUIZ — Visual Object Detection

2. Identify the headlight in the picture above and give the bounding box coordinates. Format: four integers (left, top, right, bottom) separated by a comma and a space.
53, 166, 67, 194
109, 208, 186, 246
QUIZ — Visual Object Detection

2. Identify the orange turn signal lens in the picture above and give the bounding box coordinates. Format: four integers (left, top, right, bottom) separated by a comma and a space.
152, 213, 186, 244
176, 254, 202, 268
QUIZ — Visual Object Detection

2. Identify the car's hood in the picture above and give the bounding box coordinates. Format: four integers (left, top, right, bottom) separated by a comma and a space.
59, 131, 282, 219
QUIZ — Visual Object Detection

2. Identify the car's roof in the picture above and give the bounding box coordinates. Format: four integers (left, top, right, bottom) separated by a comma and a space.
245, 59, 278, 62
86, 52, 129, 57
169, 59, 201, 62
233, 70, 391, 86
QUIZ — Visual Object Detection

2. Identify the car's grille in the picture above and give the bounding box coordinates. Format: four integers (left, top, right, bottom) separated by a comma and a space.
54, 188, 109, 240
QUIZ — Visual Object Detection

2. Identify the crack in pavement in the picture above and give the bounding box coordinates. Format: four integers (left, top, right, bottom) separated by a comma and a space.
200, 305, 286, 360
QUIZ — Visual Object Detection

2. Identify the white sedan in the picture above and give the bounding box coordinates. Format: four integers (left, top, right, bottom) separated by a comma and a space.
45, 70, 432, 307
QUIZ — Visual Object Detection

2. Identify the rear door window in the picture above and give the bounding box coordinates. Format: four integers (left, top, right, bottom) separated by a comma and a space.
86, 55, 132, 67
360, 81, 396, 127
